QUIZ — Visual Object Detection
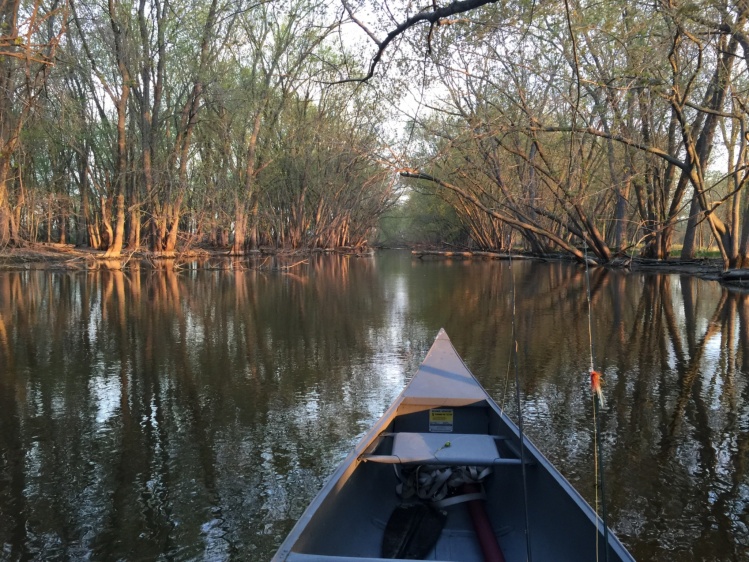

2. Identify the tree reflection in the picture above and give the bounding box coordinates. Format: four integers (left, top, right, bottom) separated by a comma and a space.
0, 258, 746, 560
394, 259, 748, 560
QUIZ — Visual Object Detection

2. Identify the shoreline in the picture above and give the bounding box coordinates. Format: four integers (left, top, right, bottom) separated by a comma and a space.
0, 243, 730, 281
0, 244, 374, 271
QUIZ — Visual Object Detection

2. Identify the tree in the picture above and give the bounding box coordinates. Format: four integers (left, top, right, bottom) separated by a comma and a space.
0, 0, 68, 245
350, 0, 749, 267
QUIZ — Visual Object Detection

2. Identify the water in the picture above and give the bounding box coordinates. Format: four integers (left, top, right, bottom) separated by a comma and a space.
0, 251, 747, 561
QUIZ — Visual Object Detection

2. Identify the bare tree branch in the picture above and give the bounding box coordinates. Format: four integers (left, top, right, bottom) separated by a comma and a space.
527, 125, 688, 170
334, 0, 499, 83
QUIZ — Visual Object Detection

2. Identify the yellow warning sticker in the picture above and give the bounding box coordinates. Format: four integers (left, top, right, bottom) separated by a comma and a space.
429, 408, 454, 432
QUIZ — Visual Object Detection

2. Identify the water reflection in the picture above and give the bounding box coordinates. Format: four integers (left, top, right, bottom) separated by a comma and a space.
0, 254, 747, 561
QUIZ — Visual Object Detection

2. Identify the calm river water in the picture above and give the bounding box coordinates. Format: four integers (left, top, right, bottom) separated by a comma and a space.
0, 251, 747, 561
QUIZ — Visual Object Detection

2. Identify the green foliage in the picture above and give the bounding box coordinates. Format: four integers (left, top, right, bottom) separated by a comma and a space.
377, 188, 468, 247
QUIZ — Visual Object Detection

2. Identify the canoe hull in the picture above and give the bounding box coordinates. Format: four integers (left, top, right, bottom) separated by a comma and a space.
273, 330, 635, 561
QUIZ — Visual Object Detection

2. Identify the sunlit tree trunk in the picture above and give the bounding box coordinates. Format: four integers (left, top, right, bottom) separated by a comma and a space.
233, 109, 263, 255
231, 206, 247, 256
105, 195, 126, 257
0, 157, 13, 245
100, 195, 113, 251
101, 0, 131, 259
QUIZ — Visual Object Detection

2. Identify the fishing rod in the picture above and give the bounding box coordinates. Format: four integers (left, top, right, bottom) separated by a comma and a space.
508, 253, 533, 562
584, 242, 610, 562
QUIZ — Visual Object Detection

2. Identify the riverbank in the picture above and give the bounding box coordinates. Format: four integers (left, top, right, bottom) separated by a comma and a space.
0, 243, 729, 281
0, 243, 373, 271
410, 248, 726, 281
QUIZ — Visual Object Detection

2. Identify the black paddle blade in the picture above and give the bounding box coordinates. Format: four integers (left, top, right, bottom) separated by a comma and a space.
381, 503, 446, 559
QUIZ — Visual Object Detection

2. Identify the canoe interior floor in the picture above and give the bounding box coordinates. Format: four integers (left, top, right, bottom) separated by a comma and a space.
371, 506, 527, 561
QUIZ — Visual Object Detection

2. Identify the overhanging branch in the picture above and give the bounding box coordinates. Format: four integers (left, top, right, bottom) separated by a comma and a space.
336, 0, 499, 83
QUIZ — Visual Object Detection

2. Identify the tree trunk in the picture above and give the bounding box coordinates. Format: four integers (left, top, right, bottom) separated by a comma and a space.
78, 149, 91, 247
164, 197, 182, 255
0, 157, 12, 246
248, 198, 259, 251
674, 33, 739, 270
105, 194, 126, 258
46, 201, 53, 243
611, 175, 631, 251
231, 208, 246, 256
128, 207, 141, 250
103, 0, 131, 259
100, 196, 113, 250
88, 223, 101, 250
681, 194, 702, 259
739, 199, 749, 268
58, 207, 67, 245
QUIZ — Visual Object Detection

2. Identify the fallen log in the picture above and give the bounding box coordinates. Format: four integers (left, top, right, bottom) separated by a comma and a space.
412, 250, 474, 259
720, 269, 749, 282
411, 250, 531, 260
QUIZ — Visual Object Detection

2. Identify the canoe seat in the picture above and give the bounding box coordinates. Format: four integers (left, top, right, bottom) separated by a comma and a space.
362, 432, 521, 466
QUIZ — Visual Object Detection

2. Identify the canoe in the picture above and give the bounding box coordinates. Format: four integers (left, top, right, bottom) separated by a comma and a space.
272, 329, 635, 561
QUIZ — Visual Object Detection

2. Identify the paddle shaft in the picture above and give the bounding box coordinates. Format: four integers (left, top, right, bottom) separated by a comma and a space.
462, 484, 506, 562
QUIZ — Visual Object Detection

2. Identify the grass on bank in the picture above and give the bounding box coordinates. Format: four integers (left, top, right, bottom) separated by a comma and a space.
668, 245, 722, 259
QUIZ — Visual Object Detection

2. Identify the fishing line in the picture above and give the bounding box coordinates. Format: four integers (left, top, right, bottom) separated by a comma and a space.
508, 254, 533, 562
584, 242, 610, 562
585, 243, 595, 374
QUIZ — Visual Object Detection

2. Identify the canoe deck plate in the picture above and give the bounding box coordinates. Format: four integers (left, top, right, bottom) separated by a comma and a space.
392, 433, 500, 465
